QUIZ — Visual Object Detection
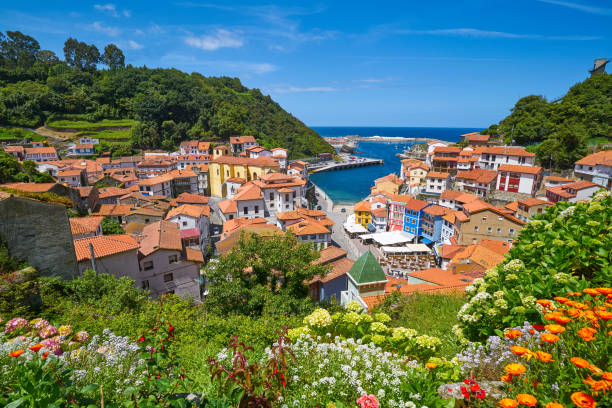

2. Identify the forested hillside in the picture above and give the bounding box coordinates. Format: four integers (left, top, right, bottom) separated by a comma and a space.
483, 72, 612, 169
0, 31, 334, 158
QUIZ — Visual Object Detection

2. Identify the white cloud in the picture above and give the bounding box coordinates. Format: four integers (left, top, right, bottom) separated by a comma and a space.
396, 27, 601, 40
159, 54, 277, 75
94, 4, 118, 17
126, 40, 143, 50
269, 85, 337, 94
184, 29, 244, 51
353, 77, 393, 83
536, 0, 612, 16
123, 10, 131, 18
90, 21, 120, 36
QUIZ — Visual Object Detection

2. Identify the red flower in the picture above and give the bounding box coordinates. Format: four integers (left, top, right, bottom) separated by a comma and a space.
41, 351, 49, 359
156, 372, 161, 379
139, 335, 145, 342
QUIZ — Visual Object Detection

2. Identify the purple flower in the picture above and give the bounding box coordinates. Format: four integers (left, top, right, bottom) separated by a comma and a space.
42, 338, 63, 356
32, 319, 50, 330
74, 331, 90, 343
39, 325, 57, 339
4, 317, 28, 333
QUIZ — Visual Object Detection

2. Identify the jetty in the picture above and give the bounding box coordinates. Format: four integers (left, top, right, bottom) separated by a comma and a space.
347, 136, 438, 143
309, 157, 383, 173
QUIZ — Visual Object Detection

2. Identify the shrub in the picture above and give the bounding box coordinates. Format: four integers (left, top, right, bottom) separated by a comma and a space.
458, 191, 612, 341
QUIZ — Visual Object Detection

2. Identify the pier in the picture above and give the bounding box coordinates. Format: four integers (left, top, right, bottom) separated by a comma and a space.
309, 157, 384, 173
347, 136, 438, 144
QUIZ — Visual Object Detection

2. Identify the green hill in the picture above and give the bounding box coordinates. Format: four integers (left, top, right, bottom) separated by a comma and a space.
0, 31, 334, 159
483, 72, 612, 169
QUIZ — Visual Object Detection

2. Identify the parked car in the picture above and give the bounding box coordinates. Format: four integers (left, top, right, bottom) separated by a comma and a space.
316, 205, 322, 210
341, 208, 346, 213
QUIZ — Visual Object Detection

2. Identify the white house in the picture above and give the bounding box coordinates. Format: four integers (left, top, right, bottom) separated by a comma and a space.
67, 144, 95, 156
165, 204, 211, 256
475, 146, 536, 170
287, 161, 308, 180
252, 173, 307, 215
234, 183, 266, 219
271, 148, 288, 171
246, 146, 272, 159
229, 136, 257, 154
496, 164, 543, 196
574, 150, 612, 190
425, 171, 451, 195
25, 146, 58, 162
425, 141, 452, 166
79, 136, 99, 145
546, 180, 605, 203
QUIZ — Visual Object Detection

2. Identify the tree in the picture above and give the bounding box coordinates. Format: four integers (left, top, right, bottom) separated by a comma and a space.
101, 218, 125, 235
0, 151, 22, 183
0, 30, 40, 69
37, 50, 59, 65
204, 233, 326, 315
101, 43, 125, 70
63, 38, 100, 71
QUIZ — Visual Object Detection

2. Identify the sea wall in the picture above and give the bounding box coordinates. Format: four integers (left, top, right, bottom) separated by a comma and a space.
0, 196, 78, 279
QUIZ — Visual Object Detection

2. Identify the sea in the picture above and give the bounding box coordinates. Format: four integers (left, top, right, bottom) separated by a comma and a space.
309, 126, 480, 204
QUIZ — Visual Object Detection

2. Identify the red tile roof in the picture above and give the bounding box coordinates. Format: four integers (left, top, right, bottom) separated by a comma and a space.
407, 268, 474, 286
313, 246, 348, 265
218, 198, 237, 214
575, 150, 612, 166
73, 234, 138, 262
423, 204, 450, 216
404, 198, 429, 212
173, 192, 210, 205
517, 198, 552, 208
230, 136, 257, 144
498, 164, 542, 175
427, 171, 451, 179
354, 200, 372, 212
166, 204, 210, 219
234, 183, 263, 201
433, 146, 461, 154
139, 220, 182, 256
69, 216, 104, 236
456, 169, 498, 184
287, 218, 331, 235
93, 204, 133, 216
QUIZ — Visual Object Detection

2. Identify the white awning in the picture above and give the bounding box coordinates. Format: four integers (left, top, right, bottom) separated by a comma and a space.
344, 214, 368, 234
381, 244, 432, 254
359, 231, 415, 246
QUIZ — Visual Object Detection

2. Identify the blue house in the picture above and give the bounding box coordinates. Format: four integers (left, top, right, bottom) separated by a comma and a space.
68, 143, 95, 156
421, 204, 450, 244
403, 199, 430, 237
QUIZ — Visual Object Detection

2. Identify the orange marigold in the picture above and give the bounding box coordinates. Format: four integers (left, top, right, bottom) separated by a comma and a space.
511, 346, 530, 356
29, 343, 43, 352
554, 315, 572, 324
583, 288, 599, 296
505, 329, 523, 339
517, 393, 537, 407
595, 310, 612, 320
541, 333, 560, 343
568, 292, 582, 297
499, 399, 519, 408
545, 403, 564, 408
505, 363, 527, 376
603, 372, 612, 381
570, 392, 596, 408
571, 357, 591, 368
544, 312, 562, 320
566, 308, 582, 318
578, 327, 597, 342
425, 362, 437, 369
501, 374, 513, 382
9, 349, 25, 357
554, 296, 570, 303
537, 299, 553, 307
41, 351, 49, 359
536, 351, 553, 363
595, 287, 612, 295
545, 324, 565, 334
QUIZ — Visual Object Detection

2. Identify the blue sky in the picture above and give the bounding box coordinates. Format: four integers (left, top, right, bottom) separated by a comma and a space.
1, 1, 611, 127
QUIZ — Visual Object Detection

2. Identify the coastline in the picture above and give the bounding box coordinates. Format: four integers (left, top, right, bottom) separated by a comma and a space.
312, 182, 356, 212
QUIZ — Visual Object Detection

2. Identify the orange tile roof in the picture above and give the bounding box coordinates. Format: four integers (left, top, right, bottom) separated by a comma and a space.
234, 183, 263, 201
173, 192, 210, 205
468, 133, 490, 142
69, 216, 104, 236
456, 169, 498, 184
287, 218, 330, 235
479, 239, 511, 255
73, 234, 138, 262
504, 201, 519, 212
94, 204, 133, 216
375, 173, 403, 185
1, 182, 58, 193
354, 200, 372, 212
185, 248, 204, 263
462, 200, 493, 214
575, 150, 612, 166
180, 140, 199, 148
98, 187, 130, 199
423, 204, 450, 216
547, 185, 574, 198
390, 194, 413, 204
404, 198, 429, 211
216, 224, 284, 254
198, 141, 211, 151
439, 244, 465, 259
371, 207, 387, 217
218, 198, 237, 214
223, 217, 268, 236
313, 246, 348, 265
230, 136, 257, 144
440, 190, 480, 204
129, 207, 165, 217
3, 145, 24, 153
474, 146, 535, 157
565, 180, 602, 190
450, 245, 505, 271
498, 164, 542, 175
407, 268, 474, 286
517, 198, 552, 208
57, 169, 83, 177
545, 176, 574, 182
310, 256, 354, 284
427, 171, 451, 179
247, 146, 268, 153
225, 177, 246, 184
433, 146, 461, 154
406, 162, 430, 171
76, 186, 95, 198
139, 220, 182, 256
25, 147, 57, 155
166, 204, 210, 220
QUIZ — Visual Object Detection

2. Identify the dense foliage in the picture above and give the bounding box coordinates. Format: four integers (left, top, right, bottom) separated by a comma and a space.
0, 151, 54, 184
485, 73, 612, 168
101, 217, 125, 235
203, 233, 324, 316
457, 190, 612, 342
0, 30, 333, 158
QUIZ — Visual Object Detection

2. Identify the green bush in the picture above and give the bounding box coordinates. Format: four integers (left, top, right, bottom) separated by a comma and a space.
457, 190, 612, 341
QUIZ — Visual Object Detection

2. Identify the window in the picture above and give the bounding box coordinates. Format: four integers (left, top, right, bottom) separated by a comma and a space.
285, 194, 289, 201
163, 273, 174, 282
228, 214, 234, 220
145, 218, 150, 223
482, 216, 487, 221
269, 192, 274, 200
509, 228, 515, 235
141, 280, 149, 289
474, 226, 479, 232
182, 221, 187, 227
487, 227, 492, 233
310, 234, 316, 240
255, 205, 259, 213
243, 207, 248, 215
168, 255, 178, 264
226, 170, 229, 177
217, 169, 219, 175
143, 261, 154, 271
497, 228, 501, 233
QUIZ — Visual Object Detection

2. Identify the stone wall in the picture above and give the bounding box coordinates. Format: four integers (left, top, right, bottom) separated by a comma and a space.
0, 196, 78, 279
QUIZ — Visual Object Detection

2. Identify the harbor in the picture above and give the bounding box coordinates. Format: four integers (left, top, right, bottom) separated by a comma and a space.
309, 155, 384, 173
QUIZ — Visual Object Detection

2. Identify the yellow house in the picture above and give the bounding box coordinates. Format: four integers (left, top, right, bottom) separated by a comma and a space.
354, 200, 372, 227
371, 173, 403, 195
209, 156, 280, 197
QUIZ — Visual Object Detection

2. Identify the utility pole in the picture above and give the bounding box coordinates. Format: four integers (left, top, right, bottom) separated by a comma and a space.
89, 242, 96, 273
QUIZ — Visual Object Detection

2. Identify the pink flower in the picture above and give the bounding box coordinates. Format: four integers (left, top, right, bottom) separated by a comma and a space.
41, 338, 63, 356
73, 331, 90, 343
30, 318, 49, 330
39, 325, 57, 339
4, 317, 29, 333
356, 393, 379, 408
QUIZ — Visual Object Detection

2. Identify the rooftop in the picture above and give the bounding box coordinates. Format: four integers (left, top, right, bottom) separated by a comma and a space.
166, 204, 210, 219
575, 150, 612, 166
69, 216, 104, 236
348, 251, 387, 285
73, 234, 138, 262
498, 164, 543, 175
139, 220, 182, 256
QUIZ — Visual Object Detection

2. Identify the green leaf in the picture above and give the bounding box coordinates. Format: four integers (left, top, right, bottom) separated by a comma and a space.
80, 383, 99, 393
5, 399, 25, 408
